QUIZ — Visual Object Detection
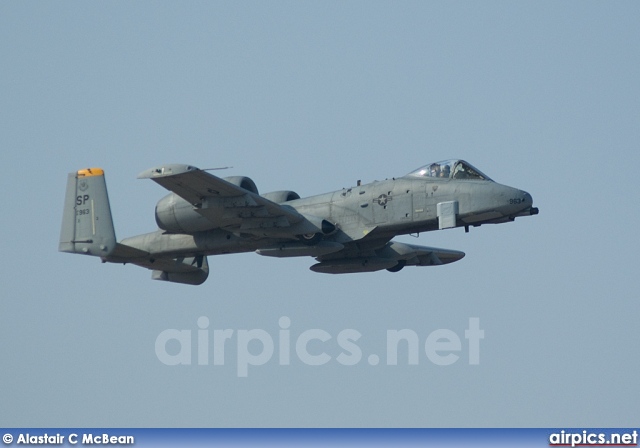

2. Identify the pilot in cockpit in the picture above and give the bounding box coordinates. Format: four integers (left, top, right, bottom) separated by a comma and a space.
408, 160, 492, 182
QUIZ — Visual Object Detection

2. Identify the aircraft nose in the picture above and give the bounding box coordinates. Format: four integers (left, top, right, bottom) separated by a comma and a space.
518, 190, 539, 216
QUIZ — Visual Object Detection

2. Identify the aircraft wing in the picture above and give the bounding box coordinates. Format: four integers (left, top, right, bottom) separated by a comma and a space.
139, 165, 249, 205
138, 164, 309, 234
310, 239, 465, 274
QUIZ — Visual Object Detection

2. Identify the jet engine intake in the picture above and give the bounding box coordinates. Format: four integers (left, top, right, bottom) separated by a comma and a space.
261, 190, 301, 203
223, 176, 259, 194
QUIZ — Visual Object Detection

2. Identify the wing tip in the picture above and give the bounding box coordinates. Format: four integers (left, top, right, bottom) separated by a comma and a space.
137, 164, 199, 179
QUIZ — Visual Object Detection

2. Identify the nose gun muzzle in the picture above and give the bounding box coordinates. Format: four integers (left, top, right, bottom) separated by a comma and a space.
516, 191, 538, 216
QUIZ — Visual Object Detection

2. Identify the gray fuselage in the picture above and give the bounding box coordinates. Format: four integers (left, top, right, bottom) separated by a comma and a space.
120, 174, 534, 258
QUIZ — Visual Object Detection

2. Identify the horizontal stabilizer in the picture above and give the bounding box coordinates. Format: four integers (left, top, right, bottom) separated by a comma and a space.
107, 243, 150, 260
151, 255, 209, 285
103, 244, 209, 285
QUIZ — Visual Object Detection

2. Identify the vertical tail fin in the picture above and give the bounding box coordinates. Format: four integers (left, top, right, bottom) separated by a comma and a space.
59, 168, 117, 257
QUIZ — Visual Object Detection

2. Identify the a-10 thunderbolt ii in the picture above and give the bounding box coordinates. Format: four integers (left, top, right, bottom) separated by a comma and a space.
59, 159, 538, 285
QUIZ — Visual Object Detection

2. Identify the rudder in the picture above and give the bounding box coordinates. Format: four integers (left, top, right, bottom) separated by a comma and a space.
59, 168, 117, 257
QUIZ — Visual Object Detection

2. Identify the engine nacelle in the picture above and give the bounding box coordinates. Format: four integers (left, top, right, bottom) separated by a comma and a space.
261, 190, 301, 203
155, 193, 214, 233
223, 176, 259, 194
155, 175, 261, 233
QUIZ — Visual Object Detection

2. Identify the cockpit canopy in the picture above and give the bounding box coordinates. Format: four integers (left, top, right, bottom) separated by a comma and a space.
408, 159, 492, 181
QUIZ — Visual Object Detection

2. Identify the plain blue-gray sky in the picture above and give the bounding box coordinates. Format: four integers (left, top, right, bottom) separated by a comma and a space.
1, 1, 639, 427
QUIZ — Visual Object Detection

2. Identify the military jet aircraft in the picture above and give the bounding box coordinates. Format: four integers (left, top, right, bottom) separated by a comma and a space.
59, 160, 538, 285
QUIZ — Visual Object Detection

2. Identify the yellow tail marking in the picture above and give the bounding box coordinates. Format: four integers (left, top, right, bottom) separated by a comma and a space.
77, 168, 104, 177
